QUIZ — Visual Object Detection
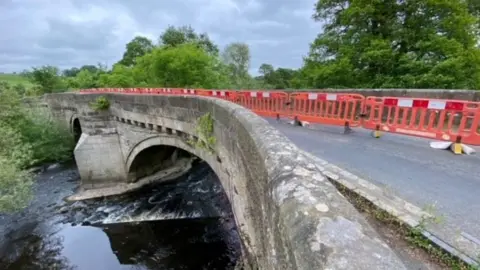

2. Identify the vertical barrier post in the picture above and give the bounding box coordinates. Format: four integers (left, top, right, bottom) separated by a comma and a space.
344, 121, 353, 134
293, 116, 301, 126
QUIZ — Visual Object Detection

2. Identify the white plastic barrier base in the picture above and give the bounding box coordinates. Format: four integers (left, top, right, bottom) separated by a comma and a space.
430, 141, 476, 155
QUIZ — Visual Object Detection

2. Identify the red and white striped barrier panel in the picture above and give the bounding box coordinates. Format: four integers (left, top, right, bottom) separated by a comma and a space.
284, 92, 365, 127
362, 97, 480, 145
76, 88, 480, 145
233, 91, 290, 118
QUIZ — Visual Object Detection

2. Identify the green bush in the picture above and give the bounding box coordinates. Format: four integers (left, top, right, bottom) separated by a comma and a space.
0, 157, 33, 212
0, 83, 75, 213
89, 96, 110, 111
15, 108, 75, 165
0, 125, 34, 212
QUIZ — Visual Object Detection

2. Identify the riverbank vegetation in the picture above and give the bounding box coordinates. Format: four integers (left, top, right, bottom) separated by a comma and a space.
0, 83, 74, 212
1, 0, 479, 212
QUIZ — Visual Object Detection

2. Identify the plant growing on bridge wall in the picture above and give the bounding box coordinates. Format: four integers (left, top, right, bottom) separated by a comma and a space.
189, 112, 216, 153
89, 96, 110, 111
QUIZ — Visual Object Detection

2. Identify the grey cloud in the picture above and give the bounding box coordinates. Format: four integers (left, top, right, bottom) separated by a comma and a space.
0, 0, 320, 74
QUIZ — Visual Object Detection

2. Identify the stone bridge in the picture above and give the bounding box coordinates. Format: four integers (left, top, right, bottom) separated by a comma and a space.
44, 92, 407, 270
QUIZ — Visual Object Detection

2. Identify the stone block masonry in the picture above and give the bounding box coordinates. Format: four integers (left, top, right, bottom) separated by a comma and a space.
43, 92, 408, 269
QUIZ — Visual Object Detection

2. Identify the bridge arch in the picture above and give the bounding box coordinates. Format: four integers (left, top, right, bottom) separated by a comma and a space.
69, 114, 82, 144
72, 118, 82, 144
125, 135, 226, 185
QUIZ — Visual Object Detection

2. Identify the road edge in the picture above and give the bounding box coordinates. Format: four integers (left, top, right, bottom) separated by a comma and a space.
300, 150, 480, 268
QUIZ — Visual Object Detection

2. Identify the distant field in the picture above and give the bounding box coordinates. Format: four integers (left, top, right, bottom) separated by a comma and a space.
0, 73, 34, 87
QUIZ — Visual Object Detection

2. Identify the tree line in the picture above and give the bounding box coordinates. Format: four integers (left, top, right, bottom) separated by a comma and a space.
23, 1, 480, 94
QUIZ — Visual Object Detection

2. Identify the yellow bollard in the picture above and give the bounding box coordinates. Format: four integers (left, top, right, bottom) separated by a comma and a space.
372, 130, 382, 138
451, 136, 463, 155
371, 124, 382, 138
451, 143, 463, 155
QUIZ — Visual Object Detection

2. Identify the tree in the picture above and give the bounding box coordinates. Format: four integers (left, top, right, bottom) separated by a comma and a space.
79, 65, 99, 74
62, 67, 80, 77
159, 26, 219, 55
222, 43, 251, 88
257, 64, 299, 89
258, 63, 274, 77
75, 69, 97, 88
134, 43, 223, 88
28, 66, 64, 93
304, 0, 480, 89
99, 64, 136, 87
118, 36, 154, 67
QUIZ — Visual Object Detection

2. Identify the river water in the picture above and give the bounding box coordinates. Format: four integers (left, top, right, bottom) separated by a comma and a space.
0, 161, 242, 270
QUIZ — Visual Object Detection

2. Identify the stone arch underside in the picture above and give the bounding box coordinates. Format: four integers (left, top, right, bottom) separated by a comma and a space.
124, 135, 227, 186
72, 117, 82, 144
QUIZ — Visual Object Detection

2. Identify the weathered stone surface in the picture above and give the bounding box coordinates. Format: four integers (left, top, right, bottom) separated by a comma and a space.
43, 93, 407, 269
300, 149, 480, 267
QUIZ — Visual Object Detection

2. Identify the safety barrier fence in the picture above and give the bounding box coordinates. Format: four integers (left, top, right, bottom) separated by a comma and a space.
79, 88, 480, 145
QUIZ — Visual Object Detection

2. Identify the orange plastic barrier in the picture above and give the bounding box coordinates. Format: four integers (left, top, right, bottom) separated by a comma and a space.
362, 96, 480, 145
232, 91, 290, 117
286, 92, 365, 127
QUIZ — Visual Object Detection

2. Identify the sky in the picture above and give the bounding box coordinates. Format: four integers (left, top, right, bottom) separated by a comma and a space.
0, 0, 320, 75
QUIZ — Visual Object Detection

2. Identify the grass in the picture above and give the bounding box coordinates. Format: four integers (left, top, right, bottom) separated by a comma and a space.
0, 73, 35, 88
329, 179, 479, 270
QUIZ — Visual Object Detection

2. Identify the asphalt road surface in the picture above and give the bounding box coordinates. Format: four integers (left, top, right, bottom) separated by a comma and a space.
266, 118, 480, 244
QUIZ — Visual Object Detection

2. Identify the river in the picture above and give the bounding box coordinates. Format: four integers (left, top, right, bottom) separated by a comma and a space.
0, 160, 242, 269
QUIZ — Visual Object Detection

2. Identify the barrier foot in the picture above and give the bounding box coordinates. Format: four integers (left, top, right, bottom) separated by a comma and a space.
344, 122, 353, 134
293, 116, 301, 127
371, 124, 382, 138
429, 138, 476, 155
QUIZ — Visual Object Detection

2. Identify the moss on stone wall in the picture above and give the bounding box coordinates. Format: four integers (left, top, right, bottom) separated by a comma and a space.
89, 96, 110, 111
189, 112, 216, 153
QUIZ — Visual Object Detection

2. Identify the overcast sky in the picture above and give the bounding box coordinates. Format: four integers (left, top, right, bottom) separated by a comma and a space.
0, 0, 320, 74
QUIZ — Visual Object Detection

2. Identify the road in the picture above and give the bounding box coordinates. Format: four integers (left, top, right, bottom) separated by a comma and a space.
266, 118, 480, 244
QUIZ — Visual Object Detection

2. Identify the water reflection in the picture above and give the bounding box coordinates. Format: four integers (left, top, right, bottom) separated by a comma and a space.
1, 218, 239, 270
0, 161, 241, 270
1, 222, 75, 270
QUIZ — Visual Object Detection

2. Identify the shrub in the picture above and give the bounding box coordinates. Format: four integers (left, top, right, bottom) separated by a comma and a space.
0, 83, 75, 213
89, 96, 110, 111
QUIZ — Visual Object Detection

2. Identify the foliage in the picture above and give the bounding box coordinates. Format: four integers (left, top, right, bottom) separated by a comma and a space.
0, 157, 33, 213
15, 108, 75, 164
189, 112, 216, 153
257, 64, 299, 89
159, 25, 219, 56
222, 43, 251, 88
0, 73, 35, 87
89, 96, 110, 111
27, 66, 65, 93
0, 83, 74, 213
98, 64, 136, 87
134, 43, 227, 88
17, 7, 480, 93
118, 36, 155, 67
303, 0, 480, 89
